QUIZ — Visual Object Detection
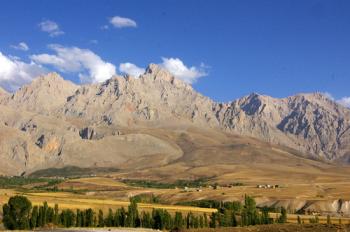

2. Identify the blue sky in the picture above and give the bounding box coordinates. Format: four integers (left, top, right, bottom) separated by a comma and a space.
0, 0, 349, 105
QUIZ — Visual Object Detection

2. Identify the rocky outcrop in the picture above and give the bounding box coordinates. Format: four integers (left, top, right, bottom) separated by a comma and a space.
218, 93, 350, 161
79, 127, 103, 140
1, 72, 78, 114
0, 66, 350, 174
61, 64, 218, 127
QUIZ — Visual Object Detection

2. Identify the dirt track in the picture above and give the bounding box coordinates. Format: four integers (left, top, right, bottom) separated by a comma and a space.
182, 224, 350, 232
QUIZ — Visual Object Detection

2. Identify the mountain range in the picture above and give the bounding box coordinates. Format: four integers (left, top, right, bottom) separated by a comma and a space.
0, 64, 349, 177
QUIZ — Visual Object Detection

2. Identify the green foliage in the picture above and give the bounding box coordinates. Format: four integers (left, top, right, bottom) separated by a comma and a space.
152, 208, 173, 230
122, 178, 209, 189
241, 195, 259, 226
278, 207, 287, 223
130, 193, 160, 203
29, 166, 119, 178
177, 199, 242, 211
0, 176, 62, 189
260, 207, 270, 224
2, 194, 290, 230
141, 211, 153, 228
98, 209, 104, 227
3, 195, 32, 230
126, 198, 140, 227
30, 206, 38, 229
60, 209, 76, 227
173, 212, 183, 229
309, 216, 320, 224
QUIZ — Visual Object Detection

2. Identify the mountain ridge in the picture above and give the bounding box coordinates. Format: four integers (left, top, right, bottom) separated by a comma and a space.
0, 65, 349, 176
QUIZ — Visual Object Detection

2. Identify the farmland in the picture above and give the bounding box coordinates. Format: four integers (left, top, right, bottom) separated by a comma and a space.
1, 176, 350, 227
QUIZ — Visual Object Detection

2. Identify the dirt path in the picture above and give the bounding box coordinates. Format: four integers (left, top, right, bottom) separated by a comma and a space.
183, 224, 350, 232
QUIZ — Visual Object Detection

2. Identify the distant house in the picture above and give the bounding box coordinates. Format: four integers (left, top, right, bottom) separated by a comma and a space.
257, 184, 279, 189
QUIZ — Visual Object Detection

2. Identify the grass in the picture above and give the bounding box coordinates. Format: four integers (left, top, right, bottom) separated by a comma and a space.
0, 190, 217, 215
121, 178, 210, 189
29, 166, 120, 178
0, 176, 62, 189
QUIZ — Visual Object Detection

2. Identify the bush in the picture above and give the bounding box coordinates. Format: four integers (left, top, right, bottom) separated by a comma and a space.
3, 196, 32, 230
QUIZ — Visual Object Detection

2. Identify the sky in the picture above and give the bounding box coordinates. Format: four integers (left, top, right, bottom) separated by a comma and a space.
0, 0, 349, 106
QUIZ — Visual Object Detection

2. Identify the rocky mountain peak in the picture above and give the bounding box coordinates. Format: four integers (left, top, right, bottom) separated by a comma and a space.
142, 63, 192, 91
143, 63, 174, 82
1, 71, 350, 163
2, 72, 78, 114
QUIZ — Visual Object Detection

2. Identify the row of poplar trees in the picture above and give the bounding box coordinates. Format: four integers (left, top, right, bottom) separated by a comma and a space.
2, 195, 284, 230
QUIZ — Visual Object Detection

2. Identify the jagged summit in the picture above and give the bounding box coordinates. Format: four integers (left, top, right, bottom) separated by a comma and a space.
2, 72, 78, 114
0, 70, 349, 172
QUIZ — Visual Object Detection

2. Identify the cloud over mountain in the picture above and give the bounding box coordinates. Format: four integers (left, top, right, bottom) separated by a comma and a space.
31, 44, 116, 83
119, 63, 145, 77
0, 52, 47, 91
160, 57, 207, 84
338, 97, 350, 108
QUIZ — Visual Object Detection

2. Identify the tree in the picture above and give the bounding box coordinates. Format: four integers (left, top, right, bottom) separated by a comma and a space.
199, 215, 204, 228
127, 199, 140, 227
60, 209, 75, 227
152, 209, 164, 230
209, 212, 217, 228
204, 213, 208, 227
38, 206, 44, 227
193, 215, 199, 228
3, 195, 32, 230
297, 215, 302, 224
98, 209, 104, 227
260, 207, 269, 225
53, 204, 59, 225
30, 206, 39, 229
141, 211, 152, 228
42, 201, 48, 225
278, 207, 287, 223
85, 208, 94, 227
231, 210, 238, 227
163, 210, 173, 229
106, 208, 114, 227
174, 212, 183, 229
242, 195, 258, 226
76, 209, 82, 227
222, 209, 231, 226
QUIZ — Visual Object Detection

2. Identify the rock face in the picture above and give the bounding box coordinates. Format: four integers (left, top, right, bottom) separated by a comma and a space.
217, 93, 350, 161
1, 72, 78, 114
61, 64, 217, 127
0, 65, 350, 175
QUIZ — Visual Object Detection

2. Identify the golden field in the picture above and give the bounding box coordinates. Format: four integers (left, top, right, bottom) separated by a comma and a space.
1, 176, 350, 225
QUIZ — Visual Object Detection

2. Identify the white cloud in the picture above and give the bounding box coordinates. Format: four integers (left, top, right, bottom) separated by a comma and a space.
119, 63, 145, 77
322, 92, 334, 100
321, 92, 350, 108
38, 20, 64, 37
11, 42, 29, 51
31, 44, 116, 83
109, 16, 137, 28
337, 97, 350, 108
0, 52, 47, 91
160, 57, 207, 84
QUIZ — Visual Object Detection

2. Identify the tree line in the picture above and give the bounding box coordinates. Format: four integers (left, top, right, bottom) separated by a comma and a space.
2, 195, 287, 230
